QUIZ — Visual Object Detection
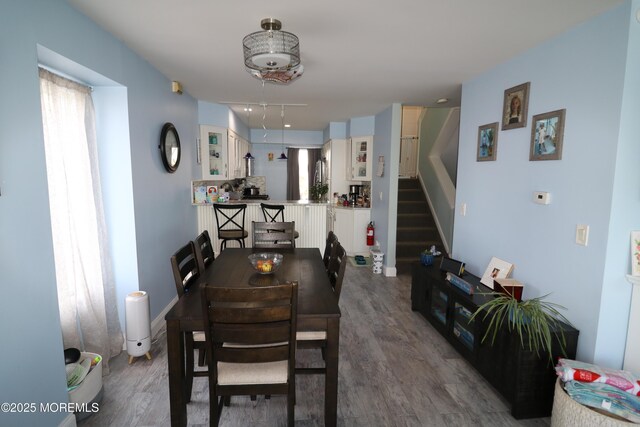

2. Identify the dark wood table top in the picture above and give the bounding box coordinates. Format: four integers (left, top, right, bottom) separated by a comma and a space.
166, 247, 341, 324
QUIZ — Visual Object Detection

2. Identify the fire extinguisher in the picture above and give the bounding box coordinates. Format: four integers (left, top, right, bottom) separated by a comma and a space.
366, 221, 375, 246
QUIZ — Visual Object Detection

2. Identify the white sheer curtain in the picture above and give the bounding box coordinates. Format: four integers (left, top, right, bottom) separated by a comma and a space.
39, 68, 123, 373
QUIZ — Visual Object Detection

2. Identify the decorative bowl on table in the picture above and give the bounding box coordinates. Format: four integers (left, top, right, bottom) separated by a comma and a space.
248, 253, 283, 274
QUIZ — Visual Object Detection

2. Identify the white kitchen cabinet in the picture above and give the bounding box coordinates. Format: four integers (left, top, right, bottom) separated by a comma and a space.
200, 125, 228, 179
333, 207, 371, 256
347, 136, 373, 181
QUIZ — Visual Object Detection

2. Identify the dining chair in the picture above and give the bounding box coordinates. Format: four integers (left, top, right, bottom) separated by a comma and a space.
194, 229, 215, 272
323, 231, 339, 271
170, 241, 208, 401
201, 282, 298, 427
296, 242, 347, 375
213, 203, 248, 252
260, 203, 300, 240
252, 221, 296, 249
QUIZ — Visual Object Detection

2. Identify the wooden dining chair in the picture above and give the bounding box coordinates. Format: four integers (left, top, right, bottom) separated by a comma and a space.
201, 283, 298, 427
296, 242, 347, 375
252, 221, 296, 249
170, 241, 208, 401
323, 231, 339, 271
260, 203, 300, 240
213, 203, 248, 252
194, 230, 215, 272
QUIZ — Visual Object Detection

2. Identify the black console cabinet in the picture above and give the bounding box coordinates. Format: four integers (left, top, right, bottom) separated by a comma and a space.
411, 262, 579, 419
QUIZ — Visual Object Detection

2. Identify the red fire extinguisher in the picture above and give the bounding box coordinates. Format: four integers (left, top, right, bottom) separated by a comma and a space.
366, 221, 375, 246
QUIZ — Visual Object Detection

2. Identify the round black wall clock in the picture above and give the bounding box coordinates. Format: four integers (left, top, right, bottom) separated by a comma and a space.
159, 122, 181, 173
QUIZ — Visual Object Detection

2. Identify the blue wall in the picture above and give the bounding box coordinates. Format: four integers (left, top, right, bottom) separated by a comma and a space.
0, 1, 199, 424
372, 105, 402, 272
454, 2, 639, 366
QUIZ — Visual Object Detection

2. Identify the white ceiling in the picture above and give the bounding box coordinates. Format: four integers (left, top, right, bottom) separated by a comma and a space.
67, 0, 622, 131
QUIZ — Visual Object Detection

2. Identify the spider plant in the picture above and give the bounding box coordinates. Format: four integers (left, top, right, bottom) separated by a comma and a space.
470, 292, 573, 362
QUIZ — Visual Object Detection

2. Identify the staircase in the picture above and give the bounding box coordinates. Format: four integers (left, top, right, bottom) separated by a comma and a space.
396, 178, 446, 275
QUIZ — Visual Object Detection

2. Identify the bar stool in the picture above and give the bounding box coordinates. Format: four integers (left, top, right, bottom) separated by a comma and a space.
213, 203, 248, 252
260, 203, 300, 240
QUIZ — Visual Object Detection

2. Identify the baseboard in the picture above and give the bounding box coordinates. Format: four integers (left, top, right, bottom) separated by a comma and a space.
383, 266, 397, 277
59, 413, 77, 427
151, 295, 178, 339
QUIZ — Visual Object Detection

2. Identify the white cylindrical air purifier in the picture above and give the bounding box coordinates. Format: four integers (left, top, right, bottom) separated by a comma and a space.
125, 291, 152, 363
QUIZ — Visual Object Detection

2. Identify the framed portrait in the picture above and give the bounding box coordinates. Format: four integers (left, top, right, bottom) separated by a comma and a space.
477, 122, 498, 162
529, 109, 566, 161
480, 257, 514, 289
502, 82, 530, 130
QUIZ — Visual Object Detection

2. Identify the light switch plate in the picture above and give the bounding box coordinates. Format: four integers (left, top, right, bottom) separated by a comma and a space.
576, 224, 589, 246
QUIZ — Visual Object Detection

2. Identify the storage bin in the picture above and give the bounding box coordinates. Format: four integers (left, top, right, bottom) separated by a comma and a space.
68, 352, 103, 421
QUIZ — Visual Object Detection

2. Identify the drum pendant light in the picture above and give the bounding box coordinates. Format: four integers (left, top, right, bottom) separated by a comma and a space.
243, 18, 300, 72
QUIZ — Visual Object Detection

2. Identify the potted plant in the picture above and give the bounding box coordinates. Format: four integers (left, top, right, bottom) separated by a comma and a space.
310, 182, 328, 202
470, 291, 573, 362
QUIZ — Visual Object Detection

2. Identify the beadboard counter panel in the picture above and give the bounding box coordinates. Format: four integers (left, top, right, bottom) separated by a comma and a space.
197, 203, 327, 255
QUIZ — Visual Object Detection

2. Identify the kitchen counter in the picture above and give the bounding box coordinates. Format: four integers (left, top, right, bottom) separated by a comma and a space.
332, 204, 371, 210
196, 202, 328, 254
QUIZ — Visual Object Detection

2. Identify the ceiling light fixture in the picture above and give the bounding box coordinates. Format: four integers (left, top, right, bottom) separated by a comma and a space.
278, 105, 288, 160
243, 18, 300, 72
243, 18, 303, 84
436, 98, 449, 104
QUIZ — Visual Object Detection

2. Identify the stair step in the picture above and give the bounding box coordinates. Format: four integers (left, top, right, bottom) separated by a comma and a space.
398, 200, 429, 214
397, 213, 434, 227
398, 179, 421, 190
396, 227, 439, 242
398, 188, 426, 202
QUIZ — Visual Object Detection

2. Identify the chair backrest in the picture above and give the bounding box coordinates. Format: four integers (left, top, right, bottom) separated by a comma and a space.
194, 230, 215, 271
170, 241, 201, 298
201, 282, 298, 378
323, 231, 339, 269
252, 221, 296, 249
328, 242, 347, 300
260, 203, 285, 223
213, 203, 247, 235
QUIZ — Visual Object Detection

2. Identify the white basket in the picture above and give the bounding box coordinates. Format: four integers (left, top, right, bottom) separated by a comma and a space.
69, 352, 102, 406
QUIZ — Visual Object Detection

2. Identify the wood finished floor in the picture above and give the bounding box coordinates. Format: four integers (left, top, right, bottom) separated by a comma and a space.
79, 264, 550, 427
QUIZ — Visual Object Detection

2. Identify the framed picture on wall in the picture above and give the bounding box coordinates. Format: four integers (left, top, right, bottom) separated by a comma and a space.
477, 122, 498, 161
529, 109, 566, 161
502, 82, 530, 130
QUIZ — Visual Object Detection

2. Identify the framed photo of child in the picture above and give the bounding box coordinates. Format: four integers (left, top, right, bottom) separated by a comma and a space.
502, 82, 530, 130
529, 109, 566, 161
477, 122, 498, 162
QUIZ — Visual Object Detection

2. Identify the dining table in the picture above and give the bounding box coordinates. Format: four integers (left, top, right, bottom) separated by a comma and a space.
165, 247, 341, 426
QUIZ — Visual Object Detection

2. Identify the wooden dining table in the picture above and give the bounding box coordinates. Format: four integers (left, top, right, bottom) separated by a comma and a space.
165, 247, 341, 426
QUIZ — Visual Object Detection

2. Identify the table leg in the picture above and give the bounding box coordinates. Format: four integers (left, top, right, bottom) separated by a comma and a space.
325, 318, 339, 427
167, 320, 186, 427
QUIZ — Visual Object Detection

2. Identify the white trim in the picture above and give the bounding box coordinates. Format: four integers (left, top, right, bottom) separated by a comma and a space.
418, 173, 451, 254
383, 266, 397, 277
58, 413, 77, 427
152, 295, 178, 339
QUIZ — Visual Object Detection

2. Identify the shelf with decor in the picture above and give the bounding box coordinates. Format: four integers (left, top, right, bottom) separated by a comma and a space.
411, 262, 579, 419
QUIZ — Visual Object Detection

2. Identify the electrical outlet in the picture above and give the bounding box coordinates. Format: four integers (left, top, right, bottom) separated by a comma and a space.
460, 203, 467, 216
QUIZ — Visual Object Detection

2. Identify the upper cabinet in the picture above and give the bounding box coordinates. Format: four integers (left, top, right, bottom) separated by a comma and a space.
200, 125, 228, 180
347, 136, 373, 181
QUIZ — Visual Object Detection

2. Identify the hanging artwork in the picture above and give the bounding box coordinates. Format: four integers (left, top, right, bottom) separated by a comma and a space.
502, 82, 530, 130
477, 122, 498, 161
529, 109, 566, 161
